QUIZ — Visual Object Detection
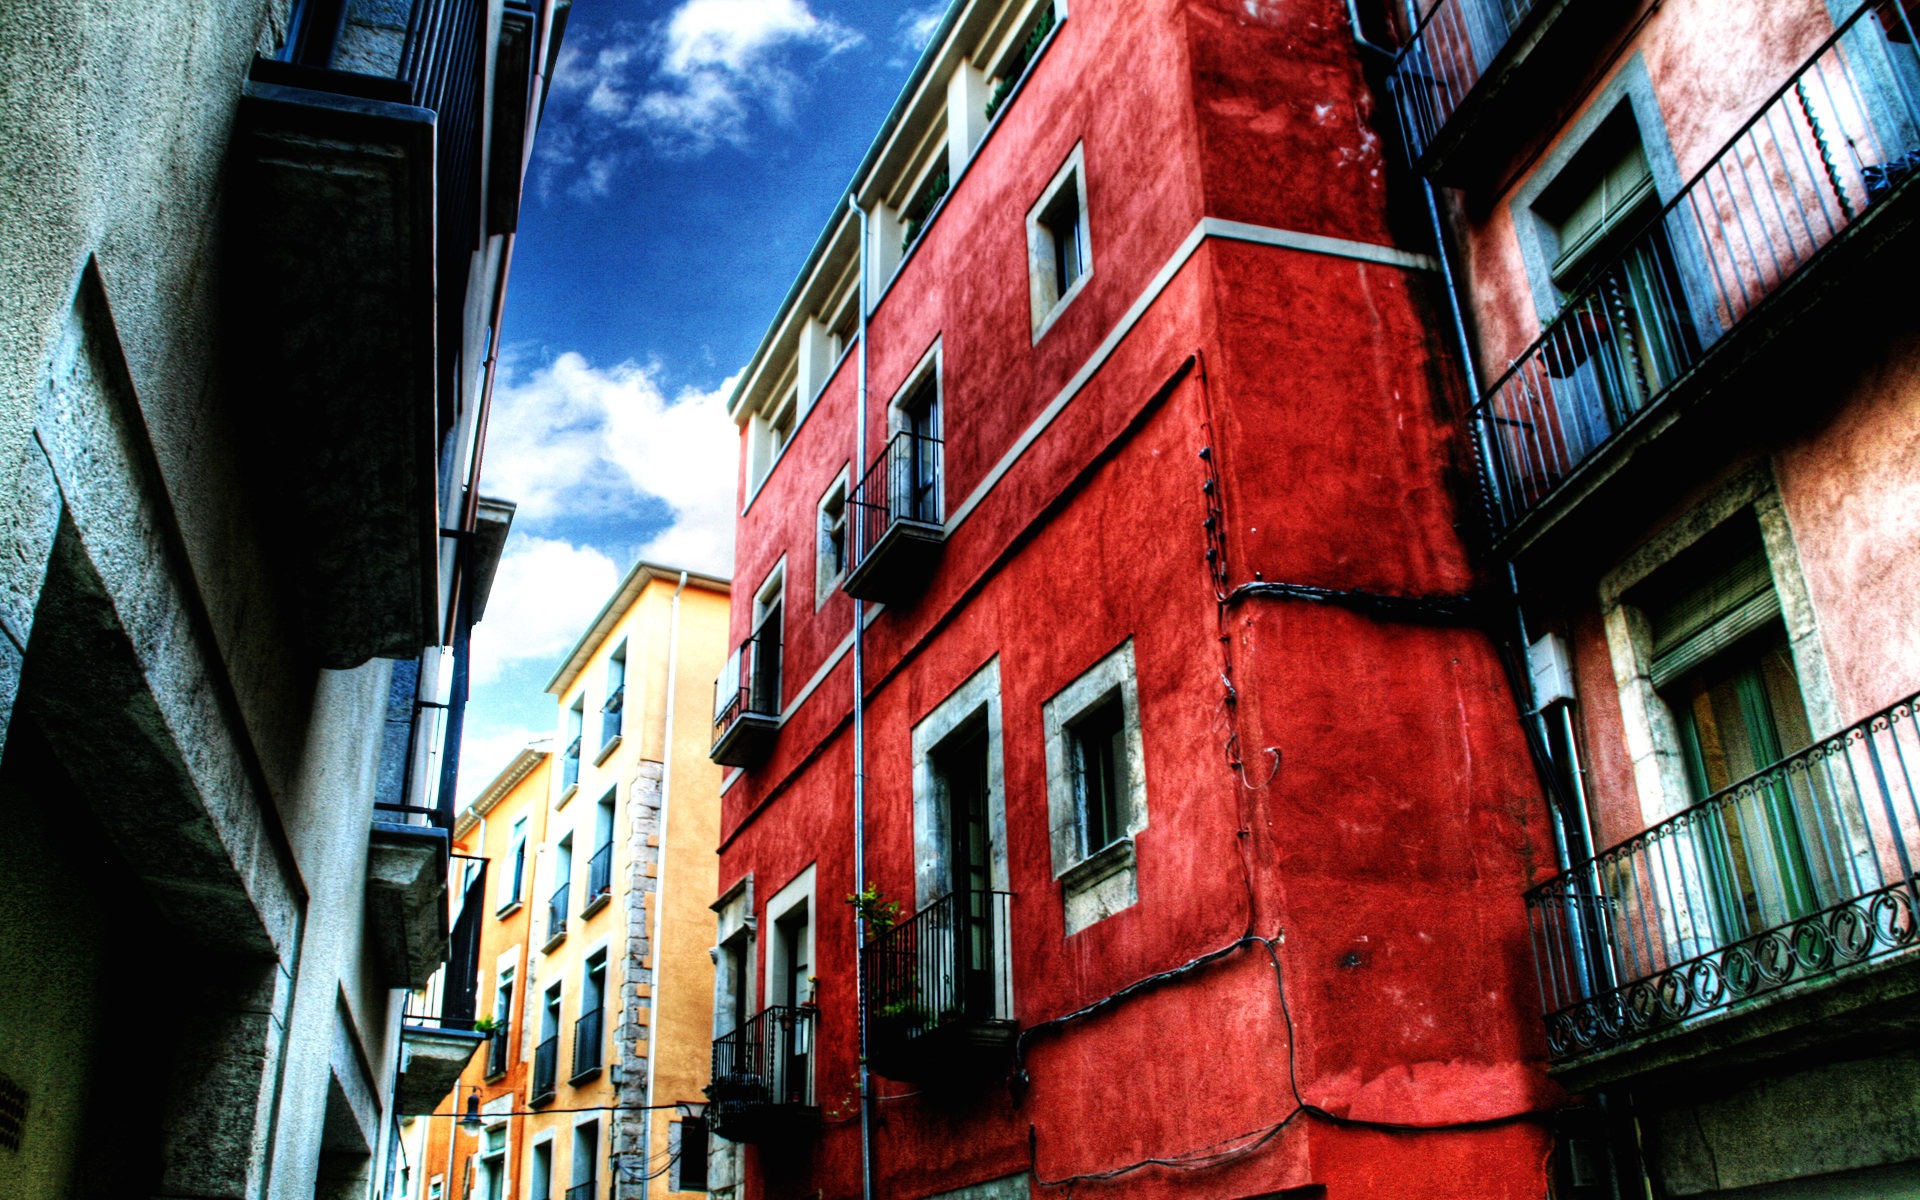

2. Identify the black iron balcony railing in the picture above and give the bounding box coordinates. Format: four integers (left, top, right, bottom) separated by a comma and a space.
1387, 0, 1544, 164
851, 430, 943, 566
843, 430, 946, 604
1527, 693, 1920, 1063
601, 685, 624, 748
586, 841, 613, 906
547, 883, 569, 943
572, 1005, 604, 1079
712, 630, 781, 751
564, 1181, 596, 1200
484, 1022, 512, 1078
1472, 3, 1920, 535
562, 734, 581, 792
531, 1033, 559, 1104
709, 1005, 817, 1141
863, 890, 1015, 1079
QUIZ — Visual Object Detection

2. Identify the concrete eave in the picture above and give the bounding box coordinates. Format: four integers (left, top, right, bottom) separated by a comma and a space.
366, 822, 451, 990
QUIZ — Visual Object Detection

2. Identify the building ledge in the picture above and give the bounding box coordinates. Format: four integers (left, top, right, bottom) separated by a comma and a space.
366, 823, 450, 991
842, 518, 945, 606
230, 66, 441, 668
710, 712, 779, 769
398, 1023, 485, 1114
1550, 944, 1920, 1094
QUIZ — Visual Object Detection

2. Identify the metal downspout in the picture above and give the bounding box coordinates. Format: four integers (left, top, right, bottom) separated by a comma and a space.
638, 570, 690, 1200
847, 193, 875, 1200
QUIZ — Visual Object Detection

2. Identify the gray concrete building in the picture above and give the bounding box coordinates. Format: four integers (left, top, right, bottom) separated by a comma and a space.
0, 0, 567, 1195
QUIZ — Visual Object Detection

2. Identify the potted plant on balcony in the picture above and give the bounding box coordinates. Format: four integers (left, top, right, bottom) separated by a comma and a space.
471, 1015, 500, 1034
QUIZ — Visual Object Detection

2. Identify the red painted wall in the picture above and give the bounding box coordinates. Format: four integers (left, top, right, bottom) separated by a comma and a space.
716, 1, 1560, 1196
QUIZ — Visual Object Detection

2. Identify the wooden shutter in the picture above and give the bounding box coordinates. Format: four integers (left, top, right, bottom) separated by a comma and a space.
1551, 140, 1657, 286
1648, 541, 1781, 688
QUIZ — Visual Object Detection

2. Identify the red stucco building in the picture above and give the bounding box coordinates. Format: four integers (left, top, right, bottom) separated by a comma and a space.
701, 1, 1565, 1197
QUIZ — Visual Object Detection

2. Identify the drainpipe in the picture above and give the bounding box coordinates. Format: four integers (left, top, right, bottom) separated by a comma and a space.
847, 192, 876, 1200
638, 570, 689, 1200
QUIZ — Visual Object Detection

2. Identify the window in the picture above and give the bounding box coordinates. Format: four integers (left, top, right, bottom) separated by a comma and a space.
479, 1125, 507, 1200
1066, 693, 1127, 859
750, 569, 784, 716
1042, 640, 1147, 934
762, 869, 815, 1106
586, 790, 616, 910
670, 1116, 709, 1192
573, 953, 606, 1080
500, 816, 528, 912
529, 1142, 553, 1200
488, 969, 514, 1077
600, 643, 626, 753
548, 836, 572, 944
900, 160, 951, 254
1528, 112, 1693, 461
562, 699, 583, 796
532, 984, 561, 1104
569, 1121, 599, 1200
890, 365, 943, 527
429, 1177, 444, 1200
816, 471, 849, 604
1027, 145, 1091, 338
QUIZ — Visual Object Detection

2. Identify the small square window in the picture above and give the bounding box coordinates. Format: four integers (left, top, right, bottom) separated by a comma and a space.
670, 1116, 709, 1191
1027, 145, 1092, 339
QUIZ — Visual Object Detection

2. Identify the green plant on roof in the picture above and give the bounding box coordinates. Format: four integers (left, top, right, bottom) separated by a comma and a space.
985, 3, 1057, 120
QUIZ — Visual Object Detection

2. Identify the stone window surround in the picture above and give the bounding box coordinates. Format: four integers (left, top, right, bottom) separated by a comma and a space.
815, 466, 851, 609
910, 657, 1014, 910
887, 339, 943, 438
527, 1134, 555, 1200
1596, 462, 1840, 831
1041, 638, 1147, 936
762, 865, 816, 1010
1027, 142, 1092, 342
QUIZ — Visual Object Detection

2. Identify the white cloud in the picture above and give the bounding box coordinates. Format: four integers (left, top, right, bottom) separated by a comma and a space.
553, 0, 863, 159
896, 4, 946, 53
469, 535, 624, 687
483, 351, 739, 576
456, 728, 552, 810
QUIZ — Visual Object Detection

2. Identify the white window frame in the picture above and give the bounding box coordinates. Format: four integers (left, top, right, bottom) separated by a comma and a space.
910, 657, 1012, 909
499, 815, 529, 912
1041, 639, 1147, 935
816, 468, 851, 608
526, 1135, 555, 1200
1026, 143, 1092, 341
763, 865, 816, 1011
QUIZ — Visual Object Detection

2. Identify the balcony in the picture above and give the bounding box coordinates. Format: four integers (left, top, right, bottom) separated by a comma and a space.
484, 1023, 512, 1080
1472, 4, 1920, 556
571, 1006, 605, 1081
863, 890, 1016, 1082
1387, 0, 1628, 184
531, 1034, 559, 1105
396, 857, 488, 1110
564, 1182, 597, 1200
366, 820, 451, 989
708, 1006, 818, 1143
710, 631, 780, 768
229, 0, 535, 667
545, 883, 570, 947
582, 842, 613, 915
1526, 693, 1920, 1089
843, 431, 946, 605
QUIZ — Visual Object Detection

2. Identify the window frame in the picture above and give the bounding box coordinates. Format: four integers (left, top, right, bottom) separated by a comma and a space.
1041, 639, 1147, 935
815, 468, 851, 608
1026, 143, 1093, 341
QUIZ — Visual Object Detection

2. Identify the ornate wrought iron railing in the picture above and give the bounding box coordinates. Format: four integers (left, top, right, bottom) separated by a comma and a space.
1526, 693, 1920, 1062
1386, 0, 1544, 164
849, 430, 944, 567
1472, 2, 1920, 533
862, 890, 1014, 1047
710, 1005, 815, 1111
711, 629, 781, 750
546, 882, 569, 942
531, 1034, 558, 1104
571, 1005, 604, 1078
562, 734, 581, 793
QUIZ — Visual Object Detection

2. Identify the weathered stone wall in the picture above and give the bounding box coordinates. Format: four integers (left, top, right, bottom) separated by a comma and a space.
612, 760, 663, 1199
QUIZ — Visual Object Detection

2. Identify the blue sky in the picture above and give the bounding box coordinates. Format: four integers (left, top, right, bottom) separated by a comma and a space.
458, 0, 948, 801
